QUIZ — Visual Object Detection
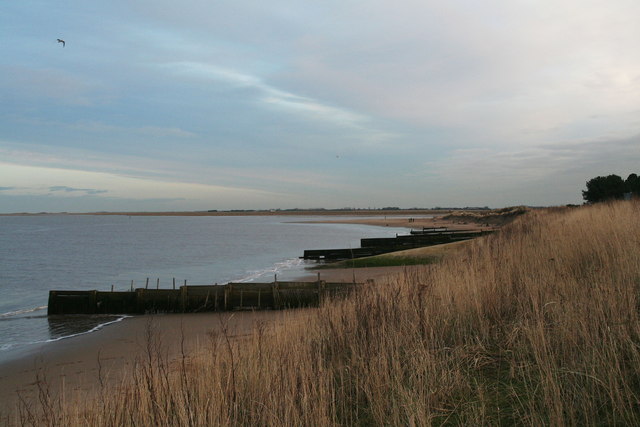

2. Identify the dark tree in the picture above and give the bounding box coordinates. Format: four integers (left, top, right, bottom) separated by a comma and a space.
625, 173, 640, 195
582, 174, 626, 203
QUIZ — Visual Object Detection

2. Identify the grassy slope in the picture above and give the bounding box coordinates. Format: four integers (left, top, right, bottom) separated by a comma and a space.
16, 201, 640, 426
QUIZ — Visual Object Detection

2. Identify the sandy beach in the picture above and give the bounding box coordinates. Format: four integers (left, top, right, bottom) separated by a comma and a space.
0, 309, 312, 421
297, 214, 495, 231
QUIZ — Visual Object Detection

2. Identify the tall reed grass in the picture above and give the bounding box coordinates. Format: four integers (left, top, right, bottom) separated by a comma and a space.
16, 201, 640, 426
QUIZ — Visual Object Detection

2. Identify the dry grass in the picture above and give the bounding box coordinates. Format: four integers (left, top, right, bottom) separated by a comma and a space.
443, 206, 529, 226
15, 201, 640, 426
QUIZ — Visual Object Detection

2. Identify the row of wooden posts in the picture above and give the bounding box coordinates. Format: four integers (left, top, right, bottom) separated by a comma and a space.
302, 227, 492, 261
108, 277, 189, 293
48, 275, 365, 315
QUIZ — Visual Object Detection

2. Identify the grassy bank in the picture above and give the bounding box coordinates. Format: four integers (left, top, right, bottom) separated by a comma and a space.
15, 201, 640, 425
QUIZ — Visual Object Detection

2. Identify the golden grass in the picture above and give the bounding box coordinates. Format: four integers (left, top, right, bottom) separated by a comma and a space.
15, 201, 640, 426
443, 205, 529, 226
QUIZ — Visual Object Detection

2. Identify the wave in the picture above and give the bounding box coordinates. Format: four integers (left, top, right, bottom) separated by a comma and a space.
41, 315, 130, 344
236, 257, 307, 283
0, 314, 130, 354
0, 305, 47, 318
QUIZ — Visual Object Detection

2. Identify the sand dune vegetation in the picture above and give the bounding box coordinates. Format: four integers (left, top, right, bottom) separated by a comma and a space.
16, 200, 640, 426
442, 205, 530, 226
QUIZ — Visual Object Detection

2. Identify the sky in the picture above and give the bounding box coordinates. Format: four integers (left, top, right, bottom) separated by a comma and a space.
1, 0, 639, 213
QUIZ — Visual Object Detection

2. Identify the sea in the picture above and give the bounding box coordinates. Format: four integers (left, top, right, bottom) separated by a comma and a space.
0, 214, 412, 364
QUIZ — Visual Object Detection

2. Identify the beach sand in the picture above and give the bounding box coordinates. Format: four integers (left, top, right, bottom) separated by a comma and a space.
297, 214, 495, 231
0, 310, 311, 421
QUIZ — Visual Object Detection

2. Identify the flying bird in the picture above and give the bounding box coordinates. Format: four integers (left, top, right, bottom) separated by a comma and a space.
57, 38, 65, 47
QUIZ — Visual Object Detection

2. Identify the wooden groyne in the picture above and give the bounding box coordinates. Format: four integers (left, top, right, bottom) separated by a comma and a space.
47, 279, 363, 315
302, 228, 493, 261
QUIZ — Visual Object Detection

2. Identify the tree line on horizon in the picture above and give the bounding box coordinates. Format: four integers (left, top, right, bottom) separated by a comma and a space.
583, 173, 640, 203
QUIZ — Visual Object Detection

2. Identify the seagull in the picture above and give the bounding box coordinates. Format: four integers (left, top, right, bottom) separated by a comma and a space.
57, 38, 65, 47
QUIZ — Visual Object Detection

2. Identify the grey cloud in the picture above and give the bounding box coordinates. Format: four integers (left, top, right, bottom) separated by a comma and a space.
420, 133, 640, 206
48, 186, 108, 195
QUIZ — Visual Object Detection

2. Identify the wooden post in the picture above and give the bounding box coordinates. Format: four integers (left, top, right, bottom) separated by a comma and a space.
130, 280, 134, 292
136, 288, 144, 314
272, 282, 279, 310
173, 277, 176, 290
215, 289, 219, 310
224, 285, 230, 310
92, 290, 98, 314
274, 275, 280, 309
156, 278, 159, 290
111, 284, 114, 292
240, 290, 243, 310
48, 291, 57, 315
257, 289, 261, 309
145, 277, 149, 289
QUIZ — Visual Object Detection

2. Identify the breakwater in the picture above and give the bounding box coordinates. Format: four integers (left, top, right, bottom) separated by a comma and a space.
303, 227, 492, 261
47, 278, 363, 315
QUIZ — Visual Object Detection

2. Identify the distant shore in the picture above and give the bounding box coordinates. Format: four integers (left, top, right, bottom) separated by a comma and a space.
0, 208, 472, 217
0, 208, 508, 231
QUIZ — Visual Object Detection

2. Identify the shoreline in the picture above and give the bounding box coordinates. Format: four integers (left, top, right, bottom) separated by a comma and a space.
0, 214, 480, 420
294, 215, 495, 231
0, 310, 311, 420
0, 264, 411, 419
0, 209, 453, 217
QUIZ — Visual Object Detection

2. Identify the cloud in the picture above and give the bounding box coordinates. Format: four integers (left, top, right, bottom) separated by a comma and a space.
48, 186, 108, 195
0, 142, 344, 194
0, 161, 288, 212
420, 133, 640, 205
0, 65, 104, 106
69, 121, 198, 138
2, 0, 640, 212
162, 61, 371, 128
137, 126, 196, 138
276, 0, 640, 147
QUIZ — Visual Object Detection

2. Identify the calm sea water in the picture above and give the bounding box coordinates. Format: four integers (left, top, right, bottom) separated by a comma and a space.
0, 214, 410, 363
